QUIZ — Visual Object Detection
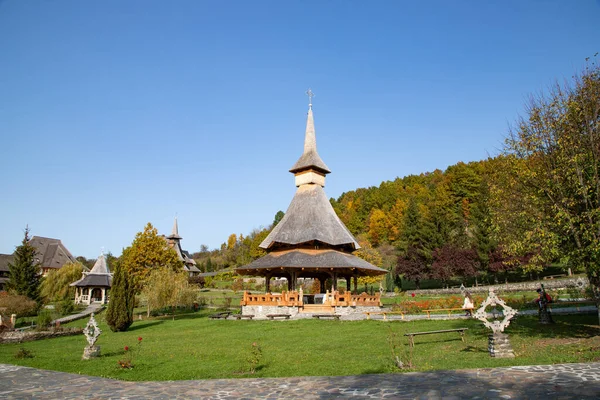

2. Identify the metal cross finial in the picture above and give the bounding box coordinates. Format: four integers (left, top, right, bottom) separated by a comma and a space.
306, 88, 314, 108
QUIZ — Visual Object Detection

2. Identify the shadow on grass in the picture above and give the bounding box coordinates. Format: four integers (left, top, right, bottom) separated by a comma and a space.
461, 345, 487, 353
443, 313, 599, 340
504, 314, 599, 339
101, 350, 127, 358
128, 321, 165, 331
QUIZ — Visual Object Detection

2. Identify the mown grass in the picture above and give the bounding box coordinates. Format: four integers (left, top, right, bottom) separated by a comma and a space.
0, 309, 598, 381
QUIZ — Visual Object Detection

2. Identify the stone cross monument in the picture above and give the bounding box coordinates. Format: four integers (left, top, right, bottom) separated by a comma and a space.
473, 288, 517, 358
82, 313, 102, 360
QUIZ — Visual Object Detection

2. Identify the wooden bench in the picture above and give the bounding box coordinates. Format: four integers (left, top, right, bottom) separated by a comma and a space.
209, 312, 232, 320
266, 314, 291, 320
423, 308, 473, 318
364, 311, 405, 320
404, 328, 468, 347
312, 314, 341, 320
233, 314, 255, 320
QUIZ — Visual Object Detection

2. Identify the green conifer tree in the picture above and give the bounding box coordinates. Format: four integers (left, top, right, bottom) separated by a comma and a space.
6, 227, 42, 304
105, 262, 135, 332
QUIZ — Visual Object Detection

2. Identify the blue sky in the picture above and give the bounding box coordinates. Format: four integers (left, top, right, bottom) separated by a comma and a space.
1, 1, 599, 258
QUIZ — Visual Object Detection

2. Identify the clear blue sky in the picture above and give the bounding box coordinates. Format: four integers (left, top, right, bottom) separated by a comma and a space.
1, 1, 598, 258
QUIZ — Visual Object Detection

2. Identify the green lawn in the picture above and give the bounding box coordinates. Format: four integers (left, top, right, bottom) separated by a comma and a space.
1, 309, 598, 381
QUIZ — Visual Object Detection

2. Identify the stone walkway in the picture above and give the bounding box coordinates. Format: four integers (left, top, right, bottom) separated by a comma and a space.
1, 362, 599, 399
50, 303, 103, 326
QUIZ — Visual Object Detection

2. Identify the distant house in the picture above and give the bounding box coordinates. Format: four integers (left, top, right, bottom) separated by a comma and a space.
0, 254, 13, 291
71, 252, 112, 305
0, 236, 76, 290
163, 218, 201, 277
28, 236, 77, 276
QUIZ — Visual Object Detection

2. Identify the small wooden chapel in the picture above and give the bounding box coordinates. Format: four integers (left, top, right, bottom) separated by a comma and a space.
71, 252, 112, 305
236, 91, 387, 319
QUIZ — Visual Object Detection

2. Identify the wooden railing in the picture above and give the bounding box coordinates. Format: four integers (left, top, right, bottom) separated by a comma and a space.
334, 292, 381, 307
241, 291, 381, 307
241, 291, 303, 306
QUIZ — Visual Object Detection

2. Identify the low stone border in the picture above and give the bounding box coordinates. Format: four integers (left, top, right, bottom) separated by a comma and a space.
401, 277, 589, 295
0, 328, 83, 344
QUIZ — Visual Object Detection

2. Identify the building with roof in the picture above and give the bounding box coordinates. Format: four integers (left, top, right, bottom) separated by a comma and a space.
163, 218, 201, 277
0, 254, 13, 291
71, 252, 112, 305
0, 236, 76, 291
236, 93, 387, 318
28, 236, 77, 276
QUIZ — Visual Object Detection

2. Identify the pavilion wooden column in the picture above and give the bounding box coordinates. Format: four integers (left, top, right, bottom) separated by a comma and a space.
266, 274, 272, 292
345, 277, 351, 292
353, 275, 358, 294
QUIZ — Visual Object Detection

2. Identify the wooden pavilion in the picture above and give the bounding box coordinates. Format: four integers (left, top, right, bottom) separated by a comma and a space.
236, 93, 387, 318
71, 252, 112, 305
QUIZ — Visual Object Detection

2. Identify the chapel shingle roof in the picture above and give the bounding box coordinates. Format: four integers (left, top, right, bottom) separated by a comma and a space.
237, 249, 386, 277
260, 184, 360, 250
289, 108, 331, 174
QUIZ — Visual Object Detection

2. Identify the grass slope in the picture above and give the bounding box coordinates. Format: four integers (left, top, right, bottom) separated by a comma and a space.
0, 310, 598, 381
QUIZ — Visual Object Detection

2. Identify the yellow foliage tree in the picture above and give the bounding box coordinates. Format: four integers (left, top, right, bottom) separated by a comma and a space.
227, 234, 237, 250
354, 236, 385, 286
367, 209, 391, 247
120, 223, 184, 292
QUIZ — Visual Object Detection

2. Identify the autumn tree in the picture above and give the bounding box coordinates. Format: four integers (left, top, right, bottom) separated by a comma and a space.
6, 227, 42, 305
504, 59, 600, 296
355, 235, 385, 288
396, 245, 429, 289
120, 223, 184, 292
431, 245, 479, 286
249, 228, 269, 259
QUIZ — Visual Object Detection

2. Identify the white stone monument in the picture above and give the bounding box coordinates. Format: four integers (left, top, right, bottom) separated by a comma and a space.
473, 288, 517, 358
82, 313, 102, 360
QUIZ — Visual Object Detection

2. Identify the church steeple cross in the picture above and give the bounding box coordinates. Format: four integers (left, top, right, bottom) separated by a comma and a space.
306, 88, 315, 109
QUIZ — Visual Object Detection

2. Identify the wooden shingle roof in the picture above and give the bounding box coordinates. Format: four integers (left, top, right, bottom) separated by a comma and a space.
238, 249, 386, 277
260, 184, 359, 250
289, 108, 330, 174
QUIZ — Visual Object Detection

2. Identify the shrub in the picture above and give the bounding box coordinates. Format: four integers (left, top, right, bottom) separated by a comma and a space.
188, 276, 206, 288
55, 299, 75, 316
223, 297, 233, 310
231, 278, 244, 293
0, 294, 38, 318
14, 348, 34, 359
36, 309, 53, 331
196, 296, 207, 307
246, 342, 262, 374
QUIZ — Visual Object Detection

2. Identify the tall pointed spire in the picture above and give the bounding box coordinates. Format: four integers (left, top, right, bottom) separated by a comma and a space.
167, 217, 182, 240
289, 90, 331, 186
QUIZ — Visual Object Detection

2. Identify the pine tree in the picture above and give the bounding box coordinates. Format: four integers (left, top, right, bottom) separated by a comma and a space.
105, 262, 135, 332
6, 227, 42, 304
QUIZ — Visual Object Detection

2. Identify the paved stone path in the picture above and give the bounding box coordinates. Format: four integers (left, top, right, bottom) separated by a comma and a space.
50, 304, 103, 326
1, 362, 599, 399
